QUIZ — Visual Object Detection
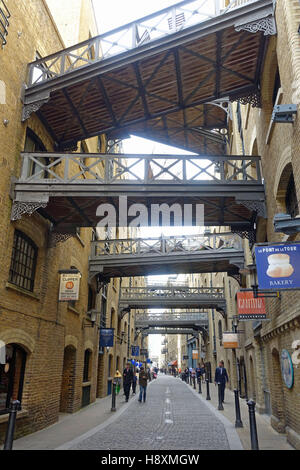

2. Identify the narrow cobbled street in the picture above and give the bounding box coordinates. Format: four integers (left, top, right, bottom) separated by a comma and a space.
59, 375, 241, 451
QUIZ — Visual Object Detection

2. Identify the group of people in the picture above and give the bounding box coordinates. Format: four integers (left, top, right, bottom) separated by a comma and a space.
182, 360, 229, 402
123, 363, 152, 403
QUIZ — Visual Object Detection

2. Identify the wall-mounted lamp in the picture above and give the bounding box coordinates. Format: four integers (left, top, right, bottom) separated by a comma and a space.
84, 310, 101, 328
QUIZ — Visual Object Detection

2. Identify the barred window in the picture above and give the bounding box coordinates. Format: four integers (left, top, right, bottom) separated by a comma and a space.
9, 230, 38, 292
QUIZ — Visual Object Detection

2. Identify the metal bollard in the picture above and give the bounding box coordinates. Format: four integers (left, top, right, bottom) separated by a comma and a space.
111, 381, 117, 412
193, 377, 196, 389
234, 389, 243, 428
205, 379, 211, 400
247, 399, 259, 450
3, 400, 21, 450
198, 377, 202, 394
217, 383, 224, 410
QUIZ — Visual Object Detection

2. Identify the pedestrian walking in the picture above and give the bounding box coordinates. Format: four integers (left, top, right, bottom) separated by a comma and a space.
196, 363, 202, 383
132, 370, 137, 395
123, 362, 134, 402
138, 366, 151, 403
214, 360, 229, 403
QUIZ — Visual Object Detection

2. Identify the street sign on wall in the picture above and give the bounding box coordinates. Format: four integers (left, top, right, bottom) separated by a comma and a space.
237, 291, 267, 320
255, 243, 300, 290
131, 346, 140, 356
59, 272, 81, 301
192, 350, 199, 359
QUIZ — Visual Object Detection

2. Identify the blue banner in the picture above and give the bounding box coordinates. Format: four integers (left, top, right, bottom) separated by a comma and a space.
131, 345, 140, 356
255, 243, 300, 290
99, 328, 114, 347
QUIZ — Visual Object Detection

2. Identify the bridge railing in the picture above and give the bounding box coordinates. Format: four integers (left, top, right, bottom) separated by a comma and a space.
135, 312, 209, 322
90, 232, 243, 259
26, 0, 258, 86
18, 153, 262, 185
121, 286, 225, 300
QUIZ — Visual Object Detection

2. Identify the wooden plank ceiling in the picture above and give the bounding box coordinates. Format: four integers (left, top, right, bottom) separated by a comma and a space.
33, 25, 265, 154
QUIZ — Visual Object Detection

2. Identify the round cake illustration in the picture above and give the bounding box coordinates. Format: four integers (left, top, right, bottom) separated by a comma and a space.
266, 253, 294, 278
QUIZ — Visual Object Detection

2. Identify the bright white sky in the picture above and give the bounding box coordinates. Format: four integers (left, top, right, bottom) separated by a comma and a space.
92, 0, 207, 359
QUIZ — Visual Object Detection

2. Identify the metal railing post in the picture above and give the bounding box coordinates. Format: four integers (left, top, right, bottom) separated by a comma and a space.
193, 376, 196, 389
111, 381, 117, 412
198, 377, 202, 394
206, 379, 211, 400
217, 382, 224, 410
234, 389, 243, 428
3, 400, 20, 450
247, 399, 259, 450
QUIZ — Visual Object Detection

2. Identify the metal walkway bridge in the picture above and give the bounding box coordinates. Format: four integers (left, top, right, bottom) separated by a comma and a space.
21, 0, 275, 154
89, 232, 244, 280
119, 285, 226, 316
11, 153, 265, 238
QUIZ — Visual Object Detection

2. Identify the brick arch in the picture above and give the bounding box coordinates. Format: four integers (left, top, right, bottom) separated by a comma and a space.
60, 344, 78, 413
0, 329, 35, 354
64, 335, 78, 350
84, 340, 94, 352
273, 146, 292, 203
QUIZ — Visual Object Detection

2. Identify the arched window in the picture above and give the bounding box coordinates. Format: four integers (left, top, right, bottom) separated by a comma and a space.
9, 230, 38, 292
0, 344, 27, 413
218, 320, 223, 341
83, 349, 92, 382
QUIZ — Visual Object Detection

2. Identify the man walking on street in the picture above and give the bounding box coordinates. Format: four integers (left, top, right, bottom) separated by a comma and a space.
138, 366, 151, 403
123, 362, 134, 402
214, 360, 229, 403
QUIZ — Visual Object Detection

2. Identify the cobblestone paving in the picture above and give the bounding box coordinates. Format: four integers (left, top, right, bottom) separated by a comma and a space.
70, 375, 231, 450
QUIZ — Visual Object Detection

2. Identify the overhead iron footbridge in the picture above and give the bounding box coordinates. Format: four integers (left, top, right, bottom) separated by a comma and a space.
89, 231, 245, 281
22, 0, 276, 154
11, 152, 265, 240
119, 285, 226, 317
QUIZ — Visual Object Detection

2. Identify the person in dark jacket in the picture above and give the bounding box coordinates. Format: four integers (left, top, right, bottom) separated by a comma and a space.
138, 366, 151, 403
132, 371, 137, 395
214, 360, 229, 403
123, 363, 134, 402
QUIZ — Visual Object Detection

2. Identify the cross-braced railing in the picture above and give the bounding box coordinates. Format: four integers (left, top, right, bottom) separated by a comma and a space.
121, 286, 225, 300
90, 232, 243, 259
135, 312, 208, 323
26, 0, 258, 86
18, 153, 262, 185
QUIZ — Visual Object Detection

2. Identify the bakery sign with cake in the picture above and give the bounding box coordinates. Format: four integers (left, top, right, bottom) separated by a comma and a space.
255, 243, 300, 290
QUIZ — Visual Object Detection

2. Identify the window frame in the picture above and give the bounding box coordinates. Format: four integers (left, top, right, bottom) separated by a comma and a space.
8, 230, 38, 292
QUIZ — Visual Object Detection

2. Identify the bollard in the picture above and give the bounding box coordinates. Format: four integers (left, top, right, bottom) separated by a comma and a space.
234, 389, 243, 428
205, 379, 211, 400
247, 399, 259, 450
193, 377, 196, 389
198, 377, 202, 394
217, 383, 224, 410
111, 381, 117, 412
3, 400, 21, 450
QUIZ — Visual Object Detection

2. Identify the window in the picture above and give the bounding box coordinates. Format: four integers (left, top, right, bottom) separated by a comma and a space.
0, 344, 26, 413
9, 230, 38, 292
24, 128, 48, 178
272, 67, 281, 106
87, 286, 96, 312
83, 350, 91, 382
286, 173, 299, 218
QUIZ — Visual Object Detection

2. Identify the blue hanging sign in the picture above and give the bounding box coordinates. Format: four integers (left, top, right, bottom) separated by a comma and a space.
131, 345, 140, 356
255, 243, 300, 290
99, 328, 114, 347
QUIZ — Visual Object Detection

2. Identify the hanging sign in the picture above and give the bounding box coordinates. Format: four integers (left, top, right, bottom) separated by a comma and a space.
131, 345, 140, 356
59, 272, 81, 301
255, 243, 300, 290
280, 349, 294, 389
99, 328, 114, 347
237, 291, 267, 320
192, 350, 199, 359
223, 332, 239, 349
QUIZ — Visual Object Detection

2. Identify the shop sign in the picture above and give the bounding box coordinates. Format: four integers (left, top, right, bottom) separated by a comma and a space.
223, 332, 239, 349
280, 349, 294, 389
192, 350, 199, 359
131, 345, 140, 356
237, 291, 267, 320
59, 272, 81, 301
99, 328, 114, 347
255, 243, 300, 290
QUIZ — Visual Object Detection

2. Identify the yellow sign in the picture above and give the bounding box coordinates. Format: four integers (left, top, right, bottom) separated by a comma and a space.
114, 370, 122, 378
192, 350, 199, 359
223, 332, 239, 349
